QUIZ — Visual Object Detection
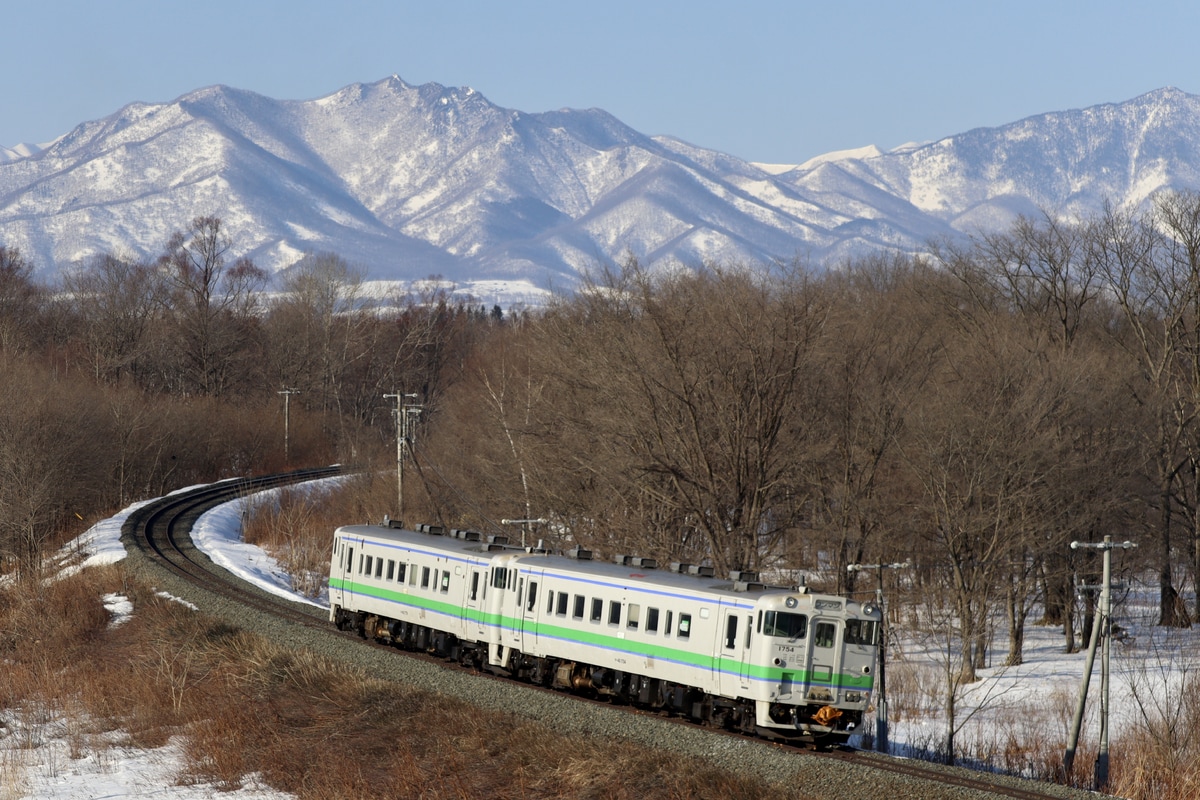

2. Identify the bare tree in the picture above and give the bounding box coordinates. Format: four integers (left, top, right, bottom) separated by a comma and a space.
61, 252, 165, 383
159, 217, 267, 396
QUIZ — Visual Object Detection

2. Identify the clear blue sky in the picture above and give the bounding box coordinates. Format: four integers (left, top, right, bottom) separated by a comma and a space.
3, 0, 1197, 164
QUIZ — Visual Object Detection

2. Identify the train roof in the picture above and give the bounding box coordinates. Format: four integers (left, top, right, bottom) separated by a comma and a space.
334, 522, 827, 605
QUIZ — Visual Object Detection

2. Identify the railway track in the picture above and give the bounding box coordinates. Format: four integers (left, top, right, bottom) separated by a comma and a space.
121, 468, 1104, 800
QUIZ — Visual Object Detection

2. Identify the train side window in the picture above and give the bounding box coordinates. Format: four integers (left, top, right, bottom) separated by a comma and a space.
346, 547, 354, 571
646, 607, 659, 633
547, 590, 555, 614
441, 571, 450, 593
491, 568, 507, 590
556, 592, 569, 616
471, 572, 480, 601
590, 598, 603, 622
745, 616, 752, 648
364, 555, 372, 575
573, 594, 585, 620
527, 581, 538, 611
409, 564, 418, 586
397, 563, 407, 583
665, 610, 673, 635
678, 613, 692, 639
358, 554, 364, 573
724, 615, 738, 649
627, 603, 640, 630
386, 560, 395, 581
814, 621, 836, 648
375, 559, 384, 579
421, 566, 431, 589
608, 601, 621, 625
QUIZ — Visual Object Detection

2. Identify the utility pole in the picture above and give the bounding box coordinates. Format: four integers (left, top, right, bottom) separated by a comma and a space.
383, 392, 421, 523
278, 388, 299, 465
846, 558, 911, 753
1064, 536, 1135, 791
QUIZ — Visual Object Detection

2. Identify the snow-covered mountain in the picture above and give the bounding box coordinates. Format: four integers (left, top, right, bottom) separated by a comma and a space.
2, 78, 1199, 295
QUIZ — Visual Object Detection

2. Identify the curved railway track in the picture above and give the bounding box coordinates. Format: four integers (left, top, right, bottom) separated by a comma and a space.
121, 469, 1103, 800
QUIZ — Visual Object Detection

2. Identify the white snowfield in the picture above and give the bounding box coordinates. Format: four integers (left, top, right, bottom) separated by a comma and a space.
5, 477, 1194, 797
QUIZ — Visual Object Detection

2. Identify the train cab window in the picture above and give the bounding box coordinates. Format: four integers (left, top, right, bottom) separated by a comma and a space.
421, 567, 431, 589
526, 581, 538, 611
762, 611, 808, 640
678, 613, 692, 639
590, 598, 603, 622
845, 619, 878, 646
608, 601, 621, 625
441, 571, 450, 593
627, 603, 640, 630
572, 595, 585, 620
724, 615, 738, 649
491, 568, 507, 590
397, 563, 407, 584
471, 572, 480, 601
386, 560, 395, 581
556, 592, 569, 616
814, 621, 837, 648
646, 607, 660, 633
665, 610, 673, 635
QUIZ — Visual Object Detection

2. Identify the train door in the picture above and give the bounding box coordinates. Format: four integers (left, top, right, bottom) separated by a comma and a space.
719, 606, 754, 696
463, 561, 488, 642
520, 568, 543, 654
810, 618, 840, 695
333, 535, 360, 606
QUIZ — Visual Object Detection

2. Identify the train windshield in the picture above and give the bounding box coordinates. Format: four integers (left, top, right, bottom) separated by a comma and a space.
845, 618, 879, 646
762, 610, 808, 640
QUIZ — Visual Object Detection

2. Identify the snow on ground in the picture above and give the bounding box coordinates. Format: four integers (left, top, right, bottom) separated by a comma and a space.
1, 477, 341, 800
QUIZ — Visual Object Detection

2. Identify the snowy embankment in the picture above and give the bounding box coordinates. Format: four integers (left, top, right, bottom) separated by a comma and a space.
3, 478, 341, 800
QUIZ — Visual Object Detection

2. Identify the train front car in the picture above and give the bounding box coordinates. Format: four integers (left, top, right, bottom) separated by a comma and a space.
749, 590, 881, 743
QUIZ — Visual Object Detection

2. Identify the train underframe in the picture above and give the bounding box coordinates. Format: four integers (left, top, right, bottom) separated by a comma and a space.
333, 606, 860, 746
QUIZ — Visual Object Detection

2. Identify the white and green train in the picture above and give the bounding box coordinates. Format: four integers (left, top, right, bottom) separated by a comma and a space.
328, 522, 880, 743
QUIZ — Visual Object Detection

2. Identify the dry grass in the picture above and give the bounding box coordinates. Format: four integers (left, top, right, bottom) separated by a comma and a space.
0, 565, 807, 800
242, 473, 395, 598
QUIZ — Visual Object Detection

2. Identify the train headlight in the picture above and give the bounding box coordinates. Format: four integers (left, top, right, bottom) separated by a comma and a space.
863, 601, 880, 617
785, 596, 798, 609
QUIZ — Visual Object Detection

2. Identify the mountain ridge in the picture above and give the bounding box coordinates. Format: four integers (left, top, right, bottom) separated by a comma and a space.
2, 78, 1199, 298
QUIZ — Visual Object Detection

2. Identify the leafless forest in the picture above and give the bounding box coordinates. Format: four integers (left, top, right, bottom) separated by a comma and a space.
5, 194, 1200, 687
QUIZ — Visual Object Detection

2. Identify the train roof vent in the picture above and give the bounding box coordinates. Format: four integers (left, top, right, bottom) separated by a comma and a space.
629, 557, 657, 569
567, 548, 593, 560
485, 543, 509, 552
386, 519, 404, 529
688, 565, 716, 578
417, 524, 445, 536
488, 534, 510, 545
729, 570, 760, 583
733, 581, 766, 592
450, 529, 482, 542
669, 561, 691, 574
